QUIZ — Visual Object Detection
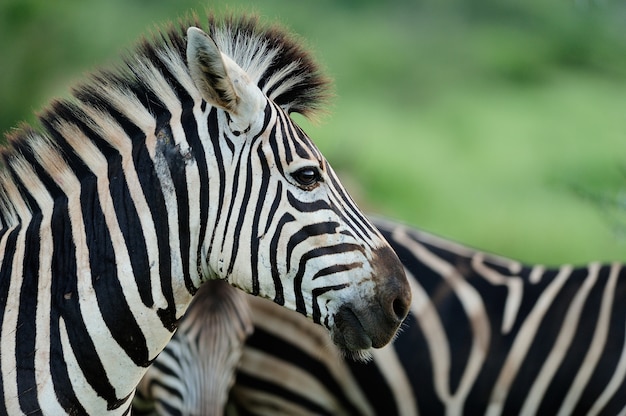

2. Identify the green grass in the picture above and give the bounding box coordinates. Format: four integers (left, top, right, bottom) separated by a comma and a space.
2, 0, 626, 264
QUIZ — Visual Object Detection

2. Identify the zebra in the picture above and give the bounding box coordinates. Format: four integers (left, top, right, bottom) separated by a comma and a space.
0, 13, 411, 415
134, 216, 626, 415
132, 280, 253, 415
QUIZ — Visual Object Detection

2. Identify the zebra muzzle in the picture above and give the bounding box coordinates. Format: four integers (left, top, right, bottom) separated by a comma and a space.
332, 245, 411, 352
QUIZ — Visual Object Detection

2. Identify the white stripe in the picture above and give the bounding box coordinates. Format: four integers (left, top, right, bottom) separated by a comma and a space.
79, 106, 166, 312
587, 312, 626, 415
371, 344, 418, 416
55, 121, 173, 357
43, 145, 141, 408
471, 253, 523, 334
486, 264, 573, 416
557, 262, 621, 415
0, 157, 32, 411
529, 264, 545, 284
520, 262, 600, 415
59, 318, 130, 415
14, 157, 66, 413
394, 227, 490, 414
405, 269, 451, 403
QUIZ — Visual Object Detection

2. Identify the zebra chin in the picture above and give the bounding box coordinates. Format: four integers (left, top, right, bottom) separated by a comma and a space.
330, 302, 398, 359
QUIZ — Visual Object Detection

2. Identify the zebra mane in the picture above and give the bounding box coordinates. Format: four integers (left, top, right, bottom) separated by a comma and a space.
198, 13, 332, 116
139, 12, 332, 117
0, 13, 332, 228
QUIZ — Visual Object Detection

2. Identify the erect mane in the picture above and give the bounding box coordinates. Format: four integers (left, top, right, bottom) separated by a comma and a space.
0, 12, 332, 229
202, 13, 332, 117
147, 13, 332, 117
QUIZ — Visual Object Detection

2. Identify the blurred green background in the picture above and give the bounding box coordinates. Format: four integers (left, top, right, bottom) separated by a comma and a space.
2, 0, 626, 264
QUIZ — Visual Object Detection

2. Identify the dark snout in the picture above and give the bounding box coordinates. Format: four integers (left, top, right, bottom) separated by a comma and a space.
333, 245, 411, 351
367, 245, 411, 347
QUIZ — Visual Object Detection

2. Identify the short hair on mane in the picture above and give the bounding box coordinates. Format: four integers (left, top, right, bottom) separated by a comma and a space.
119, 12, 332, 118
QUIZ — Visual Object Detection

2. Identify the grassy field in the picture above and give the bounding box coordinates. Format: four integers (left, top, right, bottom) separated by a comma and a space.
2, 0, 626, 264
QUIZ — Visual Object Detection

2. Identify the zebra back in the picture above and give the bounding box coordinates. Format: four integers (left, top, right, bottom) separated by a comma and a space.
136, 216, 626, 415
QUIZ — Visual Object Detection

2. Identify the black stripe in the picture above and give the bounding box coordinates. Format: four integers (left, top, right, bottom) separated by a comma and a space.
70, 106, 155, 308
53, 192, 119, 408
0, 226, 19, 415
389, 232, 476, 395
286, 117, 317, 160
393, 312, 440, 414
285, 222, 340, 272
312, 263, 361, 280
131, 138, 177, 331
263, 183, 282, 237
286, 191, 332, 213
228, 104, 274, 284
502, 270, 582, 414
15, 205, 42, 414
219, 145, 245, 255
77, 72, 181, 327
380, 228, 451, 414
538, 265, 609, 414
293, 243, 364, 315
180, 98, 210, 289
8, 140, 56, 413
206, 108, 226, 257
240, 327, 362, 415
276, 110, 293, 165
156, 123, 194, 295
598, 375, 626, 414
267, 124, 283, 177
157, 399, 183, 416
347, 355, 400, 415
268, 213, 294, 305
109, 169, 153, 306
81, 176, 150, 368
311, 284, 349, 325
326, 171, 372, 242
572, 265, 626, 415
226, 150, 254, 277
151, 350, 181, 379
49, 196, 86, 413
235, 372, 334, 415
248, 142, 272, 296
154, 49, 207, 294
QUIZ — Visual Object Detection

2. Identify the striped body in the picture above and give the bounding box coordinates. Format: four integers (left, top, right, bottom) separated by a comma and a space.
0, 14, 409, 414
136, 217, 626, 415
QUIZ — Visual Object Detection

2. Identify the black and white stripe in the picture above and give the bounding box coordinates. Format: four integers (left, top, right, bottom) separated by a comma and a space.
0, 14, 410, 414
135, 216, 626, 415
133, 281, 254, 416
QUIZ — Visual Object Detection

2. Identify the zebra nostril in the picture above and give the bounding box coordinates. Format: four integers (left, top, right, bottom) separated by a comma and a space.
392, 296, 409, 322
370, 245, 412, 325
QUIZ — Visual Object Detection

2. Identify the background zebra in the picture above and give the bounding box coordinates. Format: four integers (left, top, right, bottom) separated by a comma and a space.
133, 281, 254, 415
0, 13, 411, 414
135, 216, 626, 415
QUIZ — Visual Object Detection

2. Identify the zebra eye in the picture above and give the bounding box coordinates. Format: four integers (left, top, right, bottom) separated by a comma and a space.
292, 167, 321, 188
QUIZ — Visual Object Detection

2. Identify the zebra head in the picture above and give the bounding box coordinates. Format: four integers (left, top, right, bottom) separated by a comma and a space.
185, 22, 411, 353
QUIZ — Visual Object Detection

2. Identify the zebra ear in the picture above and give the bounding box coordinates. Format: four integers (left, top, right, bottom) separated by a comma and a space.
186, 27, 264, 120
